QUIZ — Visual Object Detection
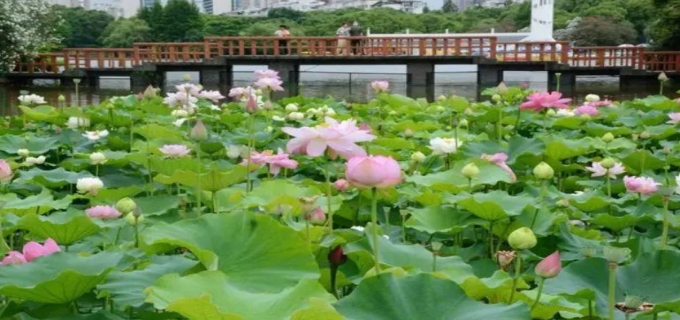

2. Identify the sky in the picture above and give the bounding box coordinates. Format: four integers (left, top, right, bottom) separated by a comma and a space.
425, 0, 443, 9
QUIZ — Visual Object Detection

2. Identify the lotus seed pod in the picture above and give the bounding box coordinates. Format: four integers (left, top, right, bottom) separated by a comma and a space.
459, 119, 469, 128
600, 157, 616, 169
507, 227, 537, 250
410, 151, 426, 163
533, 162, 554, 179
461, 162, 480, 179
58, 94, 66, 102
492, 94, 502, 102
602, 132, 614, 142
546, 109, 556, 116
624, 295, 645, 309
603, 246, 631, 264
404, 128, 414, 136
658, 72, 668, 82
124, 212, 144, 225
496, 82, 508, 94
116, 197, 137, 214
495, 250, 516, 270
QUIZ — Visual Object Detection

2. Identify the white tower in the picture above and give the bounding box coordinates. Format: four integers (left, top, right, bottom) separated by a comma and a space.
521, 0, 555, 42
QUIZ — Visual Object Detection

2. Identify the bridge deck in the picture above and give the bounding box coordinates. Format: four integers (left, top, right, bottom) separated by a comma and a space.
8, 36, 680, 75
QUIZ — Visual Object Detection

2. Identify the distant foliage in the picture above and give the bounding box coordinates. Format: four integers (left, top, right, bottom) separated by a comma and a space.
441, 0, 458, 13
0, 0, 61, 74
569, 16, 637, 46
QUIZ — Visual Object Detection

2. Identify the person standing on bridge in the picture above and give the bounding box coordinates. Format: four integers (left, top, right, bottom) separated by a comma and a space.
349, 21, 364, 55
275, 25, 291, 55
336, 22, 350, 55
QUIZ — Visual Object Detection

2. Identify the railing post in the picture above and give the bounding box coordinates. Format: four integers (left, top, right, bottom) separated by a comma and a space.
560, 42, 569, 63
489, 37, 497, 59
203, 38, 211, 59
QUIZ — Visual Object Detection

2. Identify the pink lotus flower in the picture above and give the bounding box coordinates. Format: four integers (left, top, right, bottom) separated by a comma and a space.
588, 100, 613, 107
175, 83, 202, 97
371, 81, 389, 92
228, 86, 255, 100
0, 159, 12, 182
1, 238, 62, 265
245, 95, 258, 113
282, 117, 376, 159
623, 176, 660, 195
481, 153, 516, 182
253, 77, 284, 92
159, 144, 191, 158
359, 122, 373, 134
574, 104, 599, 116
86, 205, 122, 219
246, 148, 298, 175
667, 112, 680, 125
334, 179, 350, 191
346, 155, 402, 189
586, 162, 625, 178
520, 91, 572, 111
535, 251, 561, 278
305, 207, 326, 225
198, 90, 225, 103
255, 69, 279, 79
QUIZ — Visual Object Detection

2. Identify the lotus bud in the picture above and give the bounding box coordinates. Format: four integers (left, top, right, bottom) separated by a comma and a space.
631, 133, 639, 142
535, 251, 561, 278
435, 106, 445, 112
17, 149, 29, 157
431, 241, 443, 253
245, 95, 258, 113
89, 152, 107, 165
458, 119, 469, 128
116, 197, 137, 215
658, 72, 668, 82
492, 94, 502, 102
125, 212, 144, 225
496, 82, 508, 94
410, 151, 426, 163
190, 120, 208, 141
404, 128, 414, 136
288, 112, 305, 121
602, 132, 614, 143
507, 227, 537, 250
546, 109, 556, 116
556, 198, 570, 207
603, 246, 631, 264
495, 250, 516, 270
600, 157, 616, 169
438, 95, 447, 101
182, 74, 191, 82
585, 94, 600, 102
285, 103, 298, 112
581, 247, 597, 258
624, 295, 645, 310
305, 207, 326, 225
461, 162, 480, 179
533, 162, 554, 179
58, 94, 66, 102
464, 108, 474, 115
639, 131, 650, 140
333, 179, 349, 191
328, 246, 348, 267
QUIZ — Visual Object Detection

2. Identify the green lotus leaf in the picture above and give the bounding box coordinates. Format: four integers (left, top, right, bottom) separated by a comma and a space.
0, 252, 122, 304
149, 156, 201, 176
0, 135, 61, 155
552, 117, 585, 129
591, 138, 637, 151
134, 195, 181, 216
18, 105, 61, 123
13, 167, 92, 188
334, 273, 530, 320
93, 186, 145, 203
457, 191, 533, 221
133, 124, 185, 142
154, 168, 247, 192
18, 211, 100, 245
544, 137, 594, 160
146, 271, 335, 320
379, 93, 419, 109
373, 137, 415, 150
405, 206, 482, 234
590, 214, 648, 232
241, 179, 321, 212
621, 150, 666, 174
565, 191, 611, 212
583, 122, 633, 137
98, 255, 197, 309
407, 159, 513, 192
0, 189, 73, 216
142, 212, 319, 292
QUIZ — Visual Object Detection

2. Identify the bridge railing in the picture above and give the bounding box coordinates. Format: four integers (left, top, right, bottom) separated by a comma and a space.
62, 48, 136, 69
133, 42, 215, 64
12, 53, 64, 74
495, 41, 570, 63
569, 46, 645, 68
643, 52, 680, 72
204, 36, 497, 57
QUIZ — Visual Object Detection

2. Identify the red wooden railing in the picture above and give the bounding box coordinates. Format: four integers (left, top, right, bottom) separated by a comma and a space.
9, 36, 680, 74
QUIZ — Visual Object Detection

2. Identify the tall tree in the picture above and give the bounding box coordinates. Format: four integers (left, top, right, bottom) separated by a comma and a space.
441, 0, 458, 12
159, 0, 204, 42
55, 6, 113, 47
100, 18, 152, 47
648, 0, 680, 49
569, 16, 637, 46
0, 0, 62, 73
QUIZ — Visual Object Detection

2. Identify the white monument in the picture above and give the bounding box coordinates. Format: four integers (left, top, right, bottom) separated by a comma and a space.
521, 0, 555, 42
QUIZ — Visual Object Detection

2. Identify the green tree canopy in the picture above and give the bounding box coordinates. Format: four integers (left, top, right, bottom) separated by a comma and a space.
55, 6, 113, 47
441, 0, 458, 13
569, 16, 637, 46
100, 18, 152, 48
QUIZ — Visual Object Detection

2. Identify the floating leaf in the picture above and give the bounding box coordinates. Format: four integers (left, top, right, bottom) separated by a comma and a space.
18, 211, 100, 245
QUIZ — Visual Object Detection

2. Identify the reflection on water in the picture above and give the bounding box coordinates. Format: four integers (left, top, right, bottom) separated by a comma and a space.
0, 69, 676, 115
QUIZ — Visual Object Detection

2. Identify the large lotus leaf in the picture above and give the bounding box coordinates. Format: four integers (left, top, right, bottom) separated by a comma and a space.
405, 206, 482, 233
407, 159, 513, 192
14, 310, 126, 320
457, 191, 533, 221
565, 190, 610, 212
621, 150, 666, 174
18, 211, 100, 245
0, 189, 73, 216
334, 273, 529, 320
18, 105, 61, 123
93, 186, 145, 203
142, 212, 319, 292
149, 156, 201, 176
240, 180, 322, 212
134, 195, 181, 216
154, 168, 247, 192
0, 252, 122, 304
544, 250, 680, 317
13, 167, 93, 188
0, 135, 61, 155
133, 124, 185, 142
145, 271, 336, 320
98, 255, 197, 309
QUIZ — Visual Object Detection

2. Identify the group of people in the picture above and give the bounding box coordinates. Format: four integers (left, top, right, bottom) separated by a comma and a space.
273, 22, 365, 56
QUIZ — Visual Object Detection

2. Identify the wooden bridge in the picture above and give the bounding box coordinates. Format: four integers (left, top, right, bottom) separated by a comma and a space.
7, 36, 680, 100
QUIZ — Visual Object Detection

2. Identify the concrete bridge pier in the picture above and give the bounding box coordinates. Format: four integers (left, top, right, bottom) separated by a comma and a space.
619, 75, 656, 92
199, 65, 232, 91
477, 65, 504, 88
548, 71, 576, 95
268, 62, 300, 101
406, 62, 435, 101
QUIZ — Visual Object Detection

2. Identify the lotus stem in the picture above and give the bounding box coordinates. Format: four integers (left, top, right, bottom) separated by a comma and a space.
133, 218, 140, 248
514, 108, 522, 134
530, 277, 545, 312
661, 196, 670, 249
196, 145, 202, 216
488, 220, 495, 259
246, 114, 255, 193
325, 161, 334, 234
371, 187, 381, 273
608, 262, 617, 320
555, 73, 561, 92
497, 107, 503, 141
509, 254, 522, 303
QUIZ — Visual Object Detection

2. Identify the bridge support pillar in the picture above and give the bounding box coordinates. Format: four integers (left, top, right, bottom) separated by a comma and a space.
619, 75, 655, 92
547, 71, 576, 94
477, 65, 504, 88
268, 62, 299, 100
199, 65, 232, 91
130, 71, 163, 91
406, 62, 435, 101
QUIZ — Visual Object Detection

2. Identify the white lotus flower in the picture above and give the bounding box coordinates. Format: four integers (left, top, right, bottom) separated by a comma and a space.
171, 109, 189, 118
66, 117, 90, 129
25, 156, 45, 166
90, 152, 107, 165
76, 177, 104, 195
272, 115, 286, 122
429, 137, 463, 155
173, 119, 187, 127
17, 149, 29, 157
585, 94, 600, 102
83, 130, 109, 141
288, 112, 305, 121
18, 94, 46, 105
285, 104, 298, 112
